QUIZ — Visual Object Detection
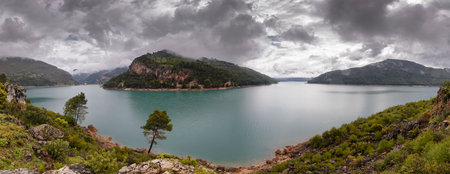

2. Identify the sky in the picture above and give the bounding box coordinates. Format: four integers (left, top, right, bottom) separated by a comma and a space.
0, 0, 449, 77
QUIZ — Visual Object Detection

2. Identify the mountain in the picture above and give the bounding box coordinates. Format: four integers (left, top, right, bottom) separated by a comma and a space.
0, 57, 76, 86
103, 50, 277, 89
308, 59, 450, 85
73, 67, 128, 84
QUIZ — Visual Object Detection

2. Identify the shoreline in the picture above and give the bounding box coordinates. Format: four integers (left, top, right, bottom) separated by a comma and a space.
103, 85, 267, 91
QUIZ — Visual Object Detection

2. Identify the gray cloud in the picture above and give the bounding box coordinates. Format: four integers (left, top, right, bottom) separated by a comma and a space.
0, 0, 448, 77
280, 26, 315, 43
0, 17, 44, 42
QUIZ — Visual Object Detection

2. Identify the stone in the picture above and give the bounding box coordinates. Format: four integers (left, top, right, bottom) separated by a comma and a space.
5, 83, 26, 104
0, 168, 39, 174
28, 124, 64, 141
44, 164, 93, 174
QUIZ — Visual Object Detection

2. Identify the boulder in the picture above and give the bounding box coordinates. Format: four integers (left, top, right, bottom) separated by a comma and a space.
118, 158, 209, 174
5, 83, 26, 104
28, 124, 64, 141
44, 164, 93, 174
0, 168, 39, 174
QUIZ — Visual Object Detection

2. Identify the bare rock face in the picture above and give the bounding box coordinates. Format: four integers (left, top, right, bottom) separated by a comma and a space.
0, 169, 40, 174
28, 124, 64, 141
118, 159, 212, 174
44, 164, 93, 174
5, 83, 26, 104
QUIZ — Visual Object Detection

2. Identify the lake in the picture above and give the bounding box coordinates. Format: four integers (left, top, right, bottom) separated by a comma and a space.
25, 82, 438, 166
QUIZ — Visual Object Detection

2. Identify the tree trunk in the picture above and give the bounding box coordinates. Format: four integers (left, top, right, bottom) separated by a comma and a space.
148, 134, 156, 154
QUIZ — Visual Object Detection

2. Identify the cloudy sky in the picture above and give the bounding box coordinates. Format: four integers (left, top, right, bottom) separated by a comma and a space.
0, 0, 449, 77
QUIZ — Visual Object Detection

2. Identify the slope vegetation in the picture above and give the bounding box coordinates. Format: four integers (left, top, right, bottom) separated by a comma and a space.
308, 59, 450, 85
0, 57, 76, 86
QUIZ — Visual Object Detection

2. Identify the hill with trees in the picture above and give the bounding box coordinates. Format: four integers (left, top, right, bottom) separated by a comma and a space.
103, 50, 277, 90
0, 57, 76, 86
73, 67, 128, 84
308, 59, 450, 85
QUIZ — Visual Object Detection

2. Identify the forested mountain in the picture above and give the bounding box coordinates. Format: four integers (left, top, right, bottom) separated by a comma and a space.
103, 50, 277, 89
0, 57, 76, 86
73, 67, 128, 84
308, 59, 450, 85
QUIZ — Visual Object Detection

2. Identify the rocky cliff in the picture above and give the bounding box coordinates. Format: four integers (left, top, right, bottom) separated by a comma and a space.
103, 50, 277, 90
5, 83, 26, 104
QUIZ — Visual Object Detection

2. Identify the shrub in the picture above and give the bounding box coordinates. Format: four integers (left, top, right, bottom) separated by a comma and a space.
55, 118, 68, 127
408, 128, 420, 139
309, 135, 323, 148
21, 105, 51, 126
424, 137, 450, 163
396, 135, 405, 145
377, 139, 395, 153
383, 150, 406, 167
399, 154, 427, 174
84, 150, 123, 174
43, 139, 70, 161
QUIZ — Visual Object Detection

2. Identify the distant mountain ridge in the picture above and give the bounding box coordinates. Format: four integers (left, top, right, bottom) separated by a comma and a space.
103, 50, 277, 89
0, 57, 76, 86
73, 67, 128, 84
308, 59, 450, 85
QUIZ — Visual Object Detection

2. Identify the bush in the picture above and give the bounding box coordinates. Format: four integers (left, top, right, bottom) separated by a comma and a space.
21, 105, 51, 126
84, 150, 124, 174
424, 137, 450, 163
309, 135, 323, 148
43, 139, 70, 161
399, 154, 427, 174
383, 150, 406, 167
377, 139, 395, 153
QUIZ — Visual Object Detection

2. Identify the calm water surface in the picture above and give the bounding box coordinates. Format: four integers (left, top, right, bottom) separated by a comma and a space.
25, 82, 438, 166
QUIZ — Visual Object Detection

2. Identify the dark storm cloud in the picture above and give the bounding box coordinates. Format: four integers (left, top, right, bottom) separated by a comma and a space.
361, 42, 387, 57
0, 17, 43, 42
324, 0, 396, 40
280, 26, 315, 43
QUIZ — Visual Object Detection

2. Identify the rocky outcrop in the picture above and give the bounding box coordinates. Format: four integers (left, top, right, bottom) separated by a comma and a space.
0, 169, 39, 174
44, 164, 92, 174
0, 164, 92, 174
82, 124, 119, 148
118, 159, 214, 174
5, 83, 26, 104
28, 124, 64, 141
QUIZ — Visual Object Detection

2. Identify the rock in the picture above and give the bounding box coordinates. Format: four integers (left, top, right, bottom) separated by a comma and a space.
0, 168, 39, 174
118, 158, 209, 174
133, 148, 146, 154
23, 150, 33, 161
44, 164, 93, 174
5, 83, 26, 104
28, 124, 64, 141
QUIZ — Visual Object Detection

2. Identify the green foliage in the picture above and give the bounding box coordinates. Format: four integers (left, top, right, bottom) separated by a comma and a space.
0, 83, 6, 106
0, 57, 76, 86
308, 135, 323, 148
55, 117, 68, 127
84, 149, 123, 174
63, 92, 88, 124
0, 74, 7, 84
424, 137, 450, 163
43, 139, 70, 161
103, 50, 277, 89
377, 139, 395, 153
141, 110, 173, 153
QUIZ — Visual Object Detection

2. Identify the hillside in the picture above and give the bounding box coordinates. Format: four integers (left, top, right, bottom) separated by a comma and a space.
103, 50, 277, 90
308, 59, 450, 85
0, 57, 76, 86
73, 67, 128, 84
253, 82, 450, 174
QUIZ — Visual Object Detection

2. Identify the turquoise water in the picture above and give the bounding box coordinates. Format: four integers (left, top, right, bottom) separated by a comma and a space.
25, 82, 438, 166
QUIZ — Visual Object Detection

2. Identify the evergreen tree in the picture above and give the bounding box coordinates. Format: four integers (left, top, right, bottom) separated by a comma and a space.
141, 110, 173, 153
63, 92, 88, 124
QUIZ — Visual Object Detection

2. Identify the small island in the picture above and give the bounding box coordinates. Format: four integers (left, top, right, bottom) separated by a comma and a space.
103, 50, 277, 90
